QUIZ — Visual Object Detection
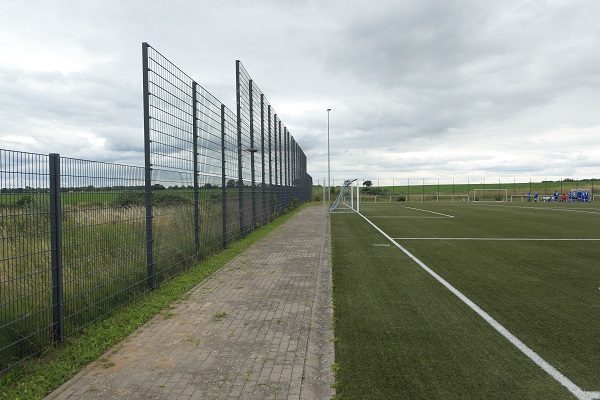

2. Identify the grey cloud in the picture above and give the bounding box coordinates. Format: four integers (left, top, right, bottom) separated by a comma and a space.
1, 0, 599, 183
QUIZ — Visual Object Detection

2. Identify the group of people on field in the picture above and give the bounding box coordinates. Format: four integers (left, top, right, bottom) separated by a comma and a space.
527, 190, 589, 202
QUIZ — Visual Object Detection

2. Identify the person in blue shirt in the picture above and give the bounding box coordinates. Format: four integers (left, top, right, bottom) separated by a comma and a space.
534, 192, 539, 202
554, 191, 559, 202
527, 191, 531, 202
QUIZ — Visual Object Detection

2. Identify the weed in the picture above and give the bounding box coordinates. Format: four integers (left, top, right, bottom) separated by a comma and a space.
245, 368, 253, 382
162, 311, 175, 319
211, 311, 228, 322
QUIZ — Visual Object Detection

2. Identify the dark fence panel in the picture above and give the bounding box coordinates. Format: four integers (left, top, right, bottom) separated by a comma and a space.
0, 150, 53, 373
59, 159, 147, 336
0, 43, 312, 375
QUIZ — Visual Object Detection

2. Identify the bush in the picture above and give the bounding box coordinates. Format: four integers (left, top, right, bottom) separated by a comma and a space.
112, 191, 192, 207
363, 187, 388, 196
15, 195, 35, 207
113, 191, 145, 207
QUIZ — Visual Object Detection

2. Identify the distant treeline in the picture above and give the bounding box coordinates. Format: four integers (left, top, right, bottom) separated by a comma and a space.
0, 180, 300, 194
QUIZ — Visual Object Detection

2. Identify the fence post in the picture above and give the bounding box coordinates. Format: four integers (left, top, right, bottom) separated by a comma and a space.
221, 104, 228, 248
192, 81, 200, 253
260, 94, 266, 224
278, 120, 283, 196
235, 60, 245, 237
249, 80, 257, 230
49, 153, 64, 343
142, 42, 155, 289
273, 114, 279, 191
269, 107, 274, 217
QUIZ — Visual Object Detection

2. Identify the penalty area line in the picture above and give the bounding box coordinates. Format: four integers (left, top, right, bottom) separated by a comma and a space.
368, 216, 451, 219
402, 206, 455, 218
358, 211, 597, 400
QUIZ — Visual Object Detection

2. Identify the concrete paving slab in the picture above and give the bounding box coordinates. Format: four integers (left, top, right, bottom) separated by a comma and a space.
46, 205, 334, 400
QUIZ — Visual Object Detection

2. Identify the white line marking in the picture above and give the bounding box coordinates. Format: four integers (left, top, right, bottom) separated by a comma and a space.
475, 203, 600, 215
392, 238, 600, 241
368, 216, 450, 219
402, 206, 455, 218
359, 211, 597, 400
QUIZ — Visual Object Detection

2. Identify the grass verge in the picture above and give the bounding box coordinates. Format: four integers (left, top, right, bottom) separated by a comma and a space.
0, 203, 311, 400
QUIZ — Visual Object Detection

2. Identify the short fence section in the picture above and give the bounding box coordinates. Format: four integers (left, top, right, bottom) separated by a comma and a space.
0, 44, 312, 374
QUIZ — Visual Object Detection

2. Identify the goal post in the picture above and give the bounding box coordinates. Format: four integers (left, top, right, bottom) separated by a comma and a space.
473, 189, 508, 202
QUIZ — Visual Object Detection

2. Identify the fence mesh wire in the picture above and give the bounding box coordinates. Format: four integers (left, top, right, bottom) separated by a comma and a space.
0, 150, 53, 372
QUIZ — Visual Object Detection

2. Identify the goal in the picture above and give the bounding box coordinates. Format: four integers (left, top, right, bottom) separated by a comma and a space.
473, 189, 508, 202
330, 179, 358, 213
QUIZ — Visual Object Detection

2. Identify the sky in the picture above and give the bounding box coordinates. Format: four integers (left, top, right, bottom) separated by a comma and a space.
1, 0, 599, 187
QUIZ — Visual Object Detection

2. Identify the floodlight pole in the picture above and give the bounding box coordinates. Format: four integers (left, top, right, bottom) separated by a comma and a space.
327, 108, 331, 203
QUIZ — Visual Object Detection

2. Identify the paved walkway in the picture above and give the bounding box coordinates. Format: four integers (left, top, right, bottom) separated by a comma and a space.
47, 205, 334, 400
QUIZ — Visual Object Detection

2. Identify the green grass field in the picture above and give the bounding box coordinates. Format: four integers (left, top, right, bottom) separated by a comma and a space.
331, 202, 600, 399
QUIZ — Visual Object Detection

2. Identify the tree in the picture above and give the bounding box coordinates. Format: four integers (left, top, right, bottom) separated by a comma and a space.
363, 180, 373, 187
363, 186, 387, 196
227, 179, 236, 188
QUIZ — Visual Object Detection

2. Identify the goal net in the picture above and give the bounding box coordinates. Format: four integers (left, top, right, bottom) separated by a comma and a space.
330, 179, 357, 213
473, 189, 508, 202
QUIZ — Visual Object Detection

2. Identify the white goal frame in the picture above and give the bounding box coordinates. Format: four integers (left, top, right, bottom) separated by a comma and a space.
330, 179, 358, 213
473, 189, 508, 202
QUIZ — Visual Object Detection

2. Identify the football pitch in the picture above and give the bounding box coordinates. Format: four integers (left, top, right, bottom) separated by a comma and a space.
330, 201, 600, 399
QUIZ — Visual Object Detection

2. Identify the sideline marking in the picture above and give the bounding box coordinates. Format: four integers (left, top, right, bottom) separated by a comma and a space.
392, 237, 600, 241
369, 216, 449, 219
359, 211, 599, 400
402, 206, 455, 218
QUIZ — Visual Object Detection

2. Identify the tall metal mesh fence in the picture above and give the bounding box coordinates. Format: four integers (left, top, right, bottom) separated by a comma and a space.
0, 150, 53, 372
0, 44, 312, 375
59, 159, 147, 335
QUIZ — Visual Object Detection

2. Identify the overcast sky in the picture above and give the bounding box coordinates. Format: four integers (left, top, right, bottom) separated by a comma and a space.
1, 0, 599, 186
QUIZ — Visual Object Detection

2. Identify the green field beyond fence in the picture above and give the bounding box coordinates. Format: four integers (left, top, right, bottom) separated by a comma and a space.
331, 202, 600, 399
316, 178, 598, 203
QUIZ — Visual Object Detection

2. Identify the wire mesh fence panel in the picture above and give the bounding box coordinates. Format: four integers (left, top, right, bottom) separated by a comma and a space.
59, 158, 147, 336
196, 85, 227, 257
0, 150, 53, 373
223, 106, 242, 242
145, 45, 202, 285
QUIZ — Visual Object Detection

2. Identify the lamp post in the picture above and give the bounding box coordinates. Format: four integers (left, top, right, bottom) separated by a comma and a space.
327, 108, 331, 203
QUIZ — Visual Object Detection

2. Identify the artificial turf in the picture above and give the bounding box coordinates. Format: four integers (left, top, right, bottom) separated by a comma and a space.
330, 203, 599, 399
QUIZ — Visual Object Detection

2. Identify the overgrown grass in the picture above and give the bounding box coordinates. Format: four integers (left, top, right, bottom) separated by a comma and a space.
330, 203, 600, 399
0, 203, 310, 400
0, 192, 280, 371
